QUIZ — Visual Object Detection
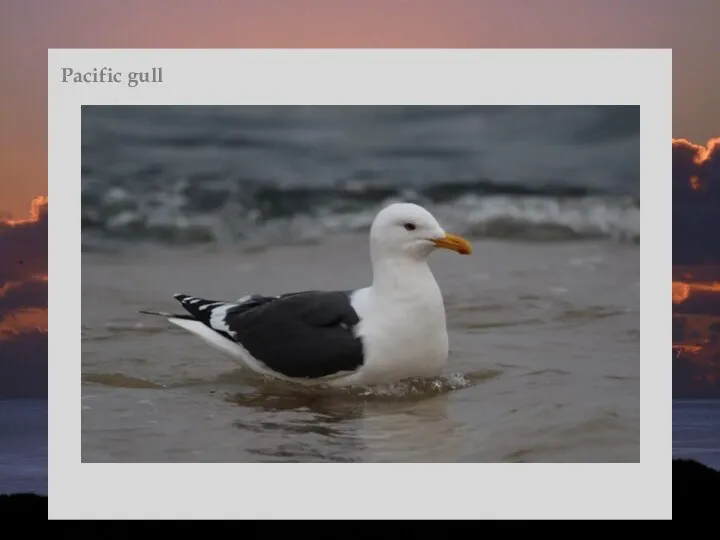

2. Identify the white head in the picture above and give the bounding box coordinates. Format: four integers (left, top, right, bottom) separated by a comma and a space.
369, 202, 472, 262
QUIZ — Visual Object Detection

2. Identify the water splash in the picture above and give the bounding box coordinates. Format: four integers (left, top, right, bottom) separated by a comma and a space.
221, 369, 502, 406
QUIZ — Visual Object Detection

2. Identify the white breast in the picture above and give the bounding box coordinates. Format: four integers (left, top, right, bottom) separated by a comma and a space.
350, 283, 449, 385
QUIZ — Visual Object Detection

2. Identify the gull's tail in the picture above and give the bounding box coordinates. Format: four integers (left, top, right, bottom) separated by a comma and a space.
139, 309, 250, 369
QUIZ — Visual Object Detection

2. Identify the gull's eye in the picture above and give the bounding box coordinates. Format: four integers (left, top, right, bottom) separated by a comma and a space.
403, 222, 416, 231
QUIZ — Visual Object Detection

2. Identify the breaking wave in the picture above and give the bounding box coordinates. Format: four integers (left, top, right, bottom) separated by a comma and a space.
81, 105, 640, 250
81, 179, 639, 249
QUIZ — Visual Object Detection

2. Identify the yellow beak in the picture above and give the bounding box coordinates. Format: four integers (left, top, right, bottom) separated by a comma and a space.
431, 233, 472, 255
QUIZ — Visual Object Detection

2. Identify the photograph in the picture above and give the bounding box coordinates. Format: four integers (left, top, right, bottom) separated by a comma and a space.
80, 104, 640, 463
7, 0, 720, 520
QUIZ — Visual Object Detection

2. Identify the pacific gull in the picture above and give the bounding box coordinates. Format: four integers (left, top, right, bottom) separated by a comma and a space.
140, 202, 472, 387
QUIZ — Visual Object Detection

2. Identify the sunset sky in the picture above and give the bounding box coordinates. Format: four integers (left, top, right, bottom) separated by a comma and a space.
672, 137, 720, 398
0, 0, 719, 398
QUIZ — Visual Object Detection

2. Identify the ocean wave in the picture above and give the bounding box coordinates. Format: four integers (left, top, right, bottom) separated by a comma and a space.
81, 180, 639, 248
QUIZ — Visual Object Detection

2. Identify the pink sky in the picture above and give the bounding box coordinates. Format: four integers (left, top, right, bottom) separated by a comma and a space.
1, 0, 719, 217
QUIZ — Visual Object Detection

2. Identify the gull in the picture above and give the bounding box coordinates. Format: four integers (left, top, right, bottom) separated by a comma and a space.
140, 202, 472, 387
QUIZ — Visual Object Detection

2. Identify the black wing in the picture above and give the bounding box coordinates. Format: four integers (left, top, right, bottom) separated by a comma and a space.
173, 291, 365, 379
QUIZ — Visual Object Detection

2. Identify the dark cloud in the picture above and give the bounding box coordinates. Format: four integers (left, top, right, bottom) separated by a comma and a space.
0, 329, 47, 399
0, 197, 48, 399
673, 291, 720, 316
672, 316, 688, 342
0, 196, 48, 287
673, 138, 720, 265
673, 348, 720, 399
0, 278, 47, 322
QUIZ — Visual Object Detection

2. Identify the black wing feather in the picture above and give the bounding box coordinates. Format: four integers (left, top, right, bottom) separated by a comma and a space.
173, 291, 364, 379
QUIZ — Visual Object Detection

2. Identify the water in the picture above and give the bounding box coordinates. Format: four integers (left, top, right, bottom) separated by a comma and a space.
0, 399, 47, 494
673, 399, 720, 470
81, 105, 640, 463
81, 105, 639, 249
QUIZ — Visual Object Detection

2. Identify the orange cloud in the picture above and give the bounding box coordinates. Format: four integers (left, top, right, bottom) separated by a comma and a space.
672, 137, 720, 193
673, 280, 720, 305
673, 137, 720, 165
673, 281, 691, 304
3, 195, 48, 226
0, 309, 47, 337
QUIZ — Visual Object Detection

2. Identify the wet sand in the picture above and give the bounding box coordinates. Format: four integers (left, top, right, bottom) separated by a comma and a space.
81, 234, 639, 462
